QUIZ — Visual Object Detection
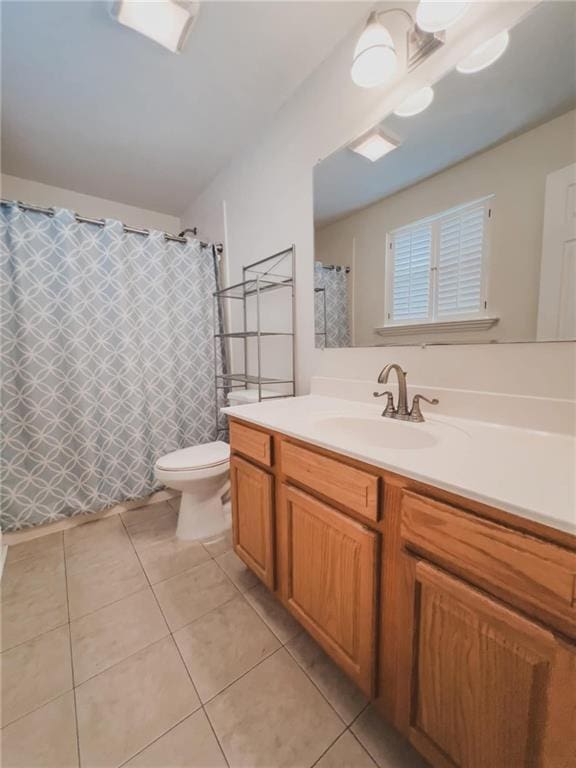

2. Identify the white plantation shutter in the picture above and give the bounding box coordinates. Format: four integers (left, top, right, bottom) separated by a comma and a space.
391, 224, 432, 321
387, 197, 491, 324
437, 202, 486, 317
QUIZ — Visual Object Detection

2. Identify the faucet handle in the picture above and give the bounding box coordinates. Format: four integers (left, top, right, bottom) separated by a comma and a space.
409, 394, 439, 422
373, 390, 396, 418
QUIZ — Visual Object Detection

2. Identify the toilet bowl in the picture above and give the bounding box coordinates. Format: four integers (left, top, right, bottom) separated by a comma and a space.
155, 441, 230, 541
156, 391, 277, 541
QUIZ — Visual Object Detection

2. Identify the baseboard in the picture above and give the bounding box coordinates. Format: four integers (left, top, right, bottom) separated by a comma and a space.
2, 489, 181, 547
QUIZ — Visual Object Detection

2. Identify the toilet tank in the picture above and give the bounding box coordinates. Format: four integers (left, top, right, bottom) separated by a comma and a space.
226, 389, 277, 407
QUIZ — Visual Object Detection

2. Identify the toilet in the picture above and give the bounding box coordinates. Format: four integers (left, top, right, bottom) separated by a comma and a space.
155, 441, 231, 541
155, 389, 277, 541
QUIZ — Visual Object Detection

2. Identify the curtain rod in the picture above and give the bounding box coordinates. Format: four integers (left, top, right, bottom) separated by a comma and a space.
1, 199, 223, 253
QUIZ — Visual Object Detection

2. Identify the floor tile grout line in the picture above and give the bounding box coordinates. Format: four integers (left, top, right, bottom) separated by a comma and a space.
0, 540, 76, 732
211, 551, 259, 594
347, 724, 380, 766
125, 513, 263, 768
197, 641, 347, 730
170, 587, 246, 633
74, 634, 177, 695
0, 618, 70, 655
170, 638, 231, 768
310, 730, 348, 768
127, 514, 232, 768
115, 709, 205, 768
0, 688, 76, 732
346, 704, 391, 768
62, 533, 83, 768
64, 509, 217, 622
1, 534, 68, 653
282, 643, 355, 730
200, 641, 283, 707
118, 512, 232, 768
243, 586, 302, 647
70, 624, 172, 689
63, 532, 238, 686
201, 708, 231, 768
349, 701, 371, 729
237, 586, 365, 731
240, 585, 358, 728
197, 643, 350, 768
241, 584, 364, 728
68, 584, 152, 626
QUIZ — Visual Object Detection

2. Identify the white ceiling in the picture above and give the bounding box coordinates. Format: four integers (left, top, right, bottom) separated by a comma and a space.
1, 0, 368, 215
314, 0, 576, 226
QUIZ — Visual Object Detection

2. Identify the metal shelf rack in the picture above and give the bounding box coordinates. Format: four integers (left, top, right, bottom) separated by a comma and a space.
213, 246, 296, 420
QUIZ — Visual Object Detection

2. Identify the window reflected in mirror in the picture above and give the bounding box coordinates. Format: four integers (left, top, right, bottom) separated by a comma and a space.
313, 0, 576, 347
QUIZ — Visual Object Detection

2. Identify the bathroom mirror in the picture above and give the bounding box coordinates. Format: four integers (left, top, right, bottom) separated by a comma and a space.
313, 1, 576, 348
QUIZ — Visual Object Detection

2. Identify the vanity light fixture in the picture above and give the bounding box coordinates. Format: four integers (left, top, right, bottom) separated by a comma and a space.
351, 12, 398, 88
394, 86, 435, 117
415, 1, 469, 33
456, 30, 510, 74
111, 0, 199, 53
350, 130, 400, 162
351, 8, 444, 89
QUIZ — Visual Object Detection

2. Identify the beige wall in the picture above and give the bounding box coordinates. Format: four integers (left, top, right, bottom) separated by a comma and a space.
315, 109, 576, 346
1, 174, 180, 233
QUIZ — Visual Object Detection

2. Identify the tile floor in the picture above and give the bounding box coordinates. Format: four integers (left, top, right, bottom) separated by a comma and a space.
1, 498, 427, 768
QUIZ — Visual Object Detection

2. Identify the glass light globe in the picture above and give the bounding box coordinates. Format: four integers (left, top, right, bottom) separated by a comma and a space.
394, 86, 435, 117
456, 30, 510, 74
416, 1, 469, 33
351, 19, 397, 88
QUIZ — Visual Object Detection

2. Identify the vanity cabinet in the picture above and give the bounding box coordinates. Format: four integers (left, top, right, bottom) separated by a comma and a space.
398, 557, 575, 768
279, 484, 378, 695
230, 455, 275, 589
228, 416, 576, 768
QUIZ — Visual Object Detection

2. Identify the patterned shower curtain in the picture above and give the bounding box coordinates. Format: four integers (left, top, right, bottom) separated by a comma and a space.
1, 205, 219, 531
314, 261, 351, 348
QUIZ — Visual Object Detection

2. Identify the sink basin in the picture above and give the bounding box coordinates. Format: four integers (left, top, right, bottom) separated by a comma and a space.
316, 416, 439, 450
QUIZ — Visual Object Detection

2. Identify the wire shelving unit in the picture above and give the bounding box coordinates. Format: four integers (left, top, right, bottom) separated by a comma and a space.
212, 246, 296, 429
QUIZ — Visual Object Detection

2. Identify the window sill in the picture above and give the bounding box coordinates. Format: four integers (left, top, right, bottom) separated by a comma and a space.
375, 317, 500, 337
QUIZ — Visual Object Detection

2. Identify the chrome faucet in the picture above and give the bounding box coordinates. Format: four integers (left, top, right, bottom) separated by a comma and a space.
374, 363, 439, 422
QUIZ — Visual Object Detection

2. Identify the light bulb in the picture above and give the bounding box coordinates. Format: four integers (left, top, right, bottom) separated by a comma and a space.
416, 1, 469, 33
456, 30, 510, 74
351, 16, 397, 88
394, 86, 435, 117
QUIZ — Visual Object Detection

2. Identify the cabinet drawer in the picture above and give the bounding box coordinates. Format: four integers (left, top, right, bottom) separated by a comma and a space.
280, 441, 379, 522
401, 490, 576, 635
230, 420, 273, 467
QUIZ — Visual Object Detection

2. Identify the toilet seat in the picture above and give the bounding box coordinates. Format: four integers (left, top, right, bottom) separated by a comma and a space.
156, 441, 230, 472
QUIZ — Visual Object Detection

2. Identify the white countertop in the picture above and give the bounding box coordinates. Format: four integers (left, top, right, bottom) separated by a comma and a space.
223, 395, 576, 536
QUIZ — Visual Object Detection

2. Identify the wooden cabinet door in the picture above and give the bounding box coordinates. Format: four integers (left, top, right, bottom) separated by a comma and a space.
399, 557, 576, 768
280, 484, 378, 695
230, 455, 275, 589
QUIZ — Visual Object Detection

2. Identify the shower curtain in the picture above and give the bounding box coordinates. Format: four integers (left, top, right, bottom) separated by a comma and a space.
1, 205, 219, 531
314, 261, 351, 348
